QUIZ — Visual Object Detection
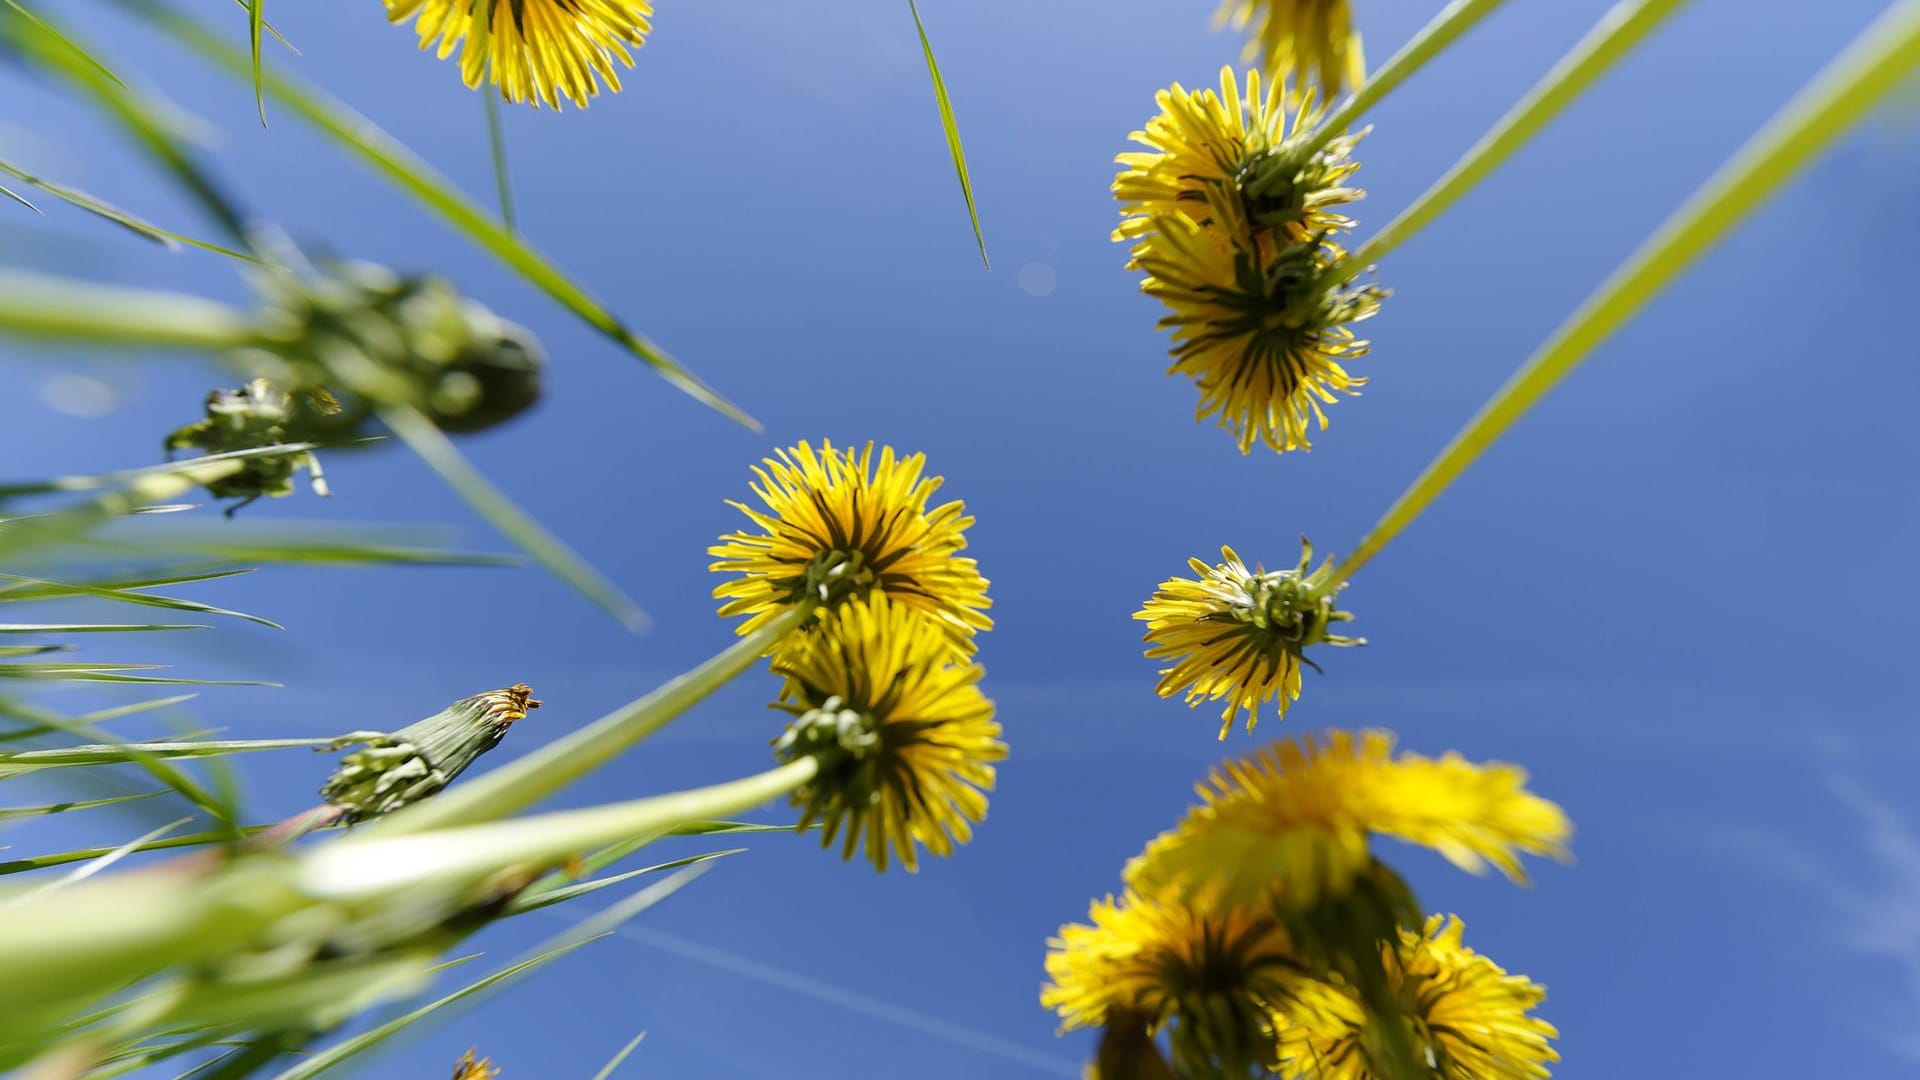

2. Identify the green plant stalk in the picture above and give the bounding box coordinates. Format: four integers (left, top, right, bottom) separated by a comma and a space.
1338, 0, 1695, 280
1304, 0, 1513, 154
0, 271, 257, 350
377, 605, 812, 834
1332, 0, 1920, 584
298, 756, 822, 901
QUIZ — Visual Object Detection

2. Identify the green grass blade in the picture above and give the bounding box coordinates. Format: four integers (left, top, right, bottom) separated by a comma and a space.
0, 155, 252, 258
590, 1032, 647, 1080
0, 568, 251, 597
0, 574, 284, 630
0, 825, 271, 875
120, 0, 758, 430
506, 849, 743, 916
0, 624, 209, 633
86, 527, 517, 568
246, 0, 265, 127
0, 269, 256, 350
909, 0, 987, 268
0, 181, 38, 211
0, 737, 332, 771
0, 817, 189, 912
0, 668, 277, 687
0, 0, 126, 87
1348, 0, 1694, 273
0, 790, 165, 821
1335, 0, 1920, 583
377, 403, 646, 630
0, 448, 325, 499
1306, 0, 1513, 155
483, 86, 514, 230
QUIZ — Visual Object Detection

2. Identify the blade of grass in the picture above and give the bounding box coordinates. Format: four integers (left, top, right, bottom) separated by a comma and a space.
246, 0, 265, 127
482, 85, 514, 230
1341, 0, 1694, 278
85, 528, 517, 568
0, 624, 209, 633
0, 790, 165, 821
0, 0, 125, 86
909, 0, 987, 268
1305, 0, 1514, 156
590, 1032, 647, 1080
0, 269, 256, 350
1334, 0, 1920, 583
119, 0, 758, 429
376, 402, 646, 630
0, 698, 236, 829
1, 181, 37, 211
0, 573, 284, 630
0, 826, 272, 875
0, 738, 333, 772
0, 817, 189, 912
0, 156, 252, 258
506, 849, 743, 915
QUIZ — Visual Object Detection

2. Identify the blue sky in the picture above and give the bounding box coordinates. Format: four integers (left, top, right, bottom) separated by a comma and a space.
4, 0, 1920, 1076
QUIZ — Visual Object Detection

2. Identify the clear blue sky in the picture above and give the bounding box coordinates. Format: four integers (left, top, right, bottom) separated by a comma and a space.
4, 1, 1920, 1076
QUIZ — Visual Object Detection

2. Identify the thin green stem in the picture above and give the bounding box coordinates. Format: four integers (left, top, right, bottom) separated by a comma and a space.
482, 83, 515, 231
0, 270, 257, 350
376, 605, 814, 834
298, 756, 823, 901
1339, 0, 1695, 280
1333, 0, 1920, 585
1303, 0, 1513, 155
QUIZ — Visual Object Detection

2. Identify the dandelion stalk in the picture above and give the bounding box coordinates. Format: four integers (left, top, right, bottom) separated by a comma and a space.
1304, 0, 1513, 155
1332, 0, 1920, 585
376, 604, 813, 834
1335, 0, 1695, 282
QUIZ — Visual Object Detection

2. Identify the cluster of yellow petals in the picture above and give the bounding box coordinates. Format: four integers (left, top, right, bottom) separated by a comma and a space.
1275, 916, 1561, 1080
709, 440, 992, 657
1215, 0, 1366, 103
385, 0, 653, 110
772, 592, 1003, 873
1126, 730, 1572, 910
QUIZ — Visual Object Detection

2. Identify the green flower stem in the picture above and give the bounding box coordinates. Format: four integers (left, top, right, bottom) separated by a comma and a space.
0, 270, 258, 350
1332, 0, 1920, 586
1303, 0, 1513, 156
376, 605, 815, 835
1334, 0, 1695, 283
297, 756, 823, 902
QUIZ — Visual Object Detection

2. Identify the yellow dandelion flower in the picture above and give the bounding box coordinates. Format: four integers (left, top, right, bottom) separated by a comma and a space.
1136, 539, 1361, 737
1114, 67, 1365, 256
451, 1047, 501, 1080
1043, 889, 1322, 1078
771, 591, 1004, 872
1136, 188, 1384, 455
1275, 916, 1560, 1080
1126, 730, 1571, 910
710, 440, 992, 656
1216, 0, 1366, 103
384, 0, 653, 110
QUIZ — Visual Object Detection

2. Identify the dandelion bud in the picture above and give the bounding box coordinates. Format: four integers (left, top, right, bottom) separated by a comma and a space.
162, 377, 332, 514
244, 259, 544, 439
1136, 538, 1361, 736
320, 684, 539, 823
452, 1047, 502, 1080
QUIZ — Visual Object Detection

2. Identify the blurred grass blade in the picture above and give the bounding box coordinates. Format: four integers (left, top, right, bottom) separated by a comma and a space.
909, 0, 987, 268
246, 0, 265, 127
121, 0, 758, 430
590, 1032, 647, 1080
1336, 0, 1920, 582
0, 568, 288, 626
86, 526, 518, 568
1, 6, 249, 243
1308, 0, 1513, 154
0, 737, 333, 773
378, 403, 647, 630
0, 448, 325, 499
1, 181, 37, 211
507, 849, 743, 915
483, 86, 514, 230
0, 817, 189, 912
0, 790, 164, 821
0, 269, 256, 350
0, 698, 241, 832
0, 825, 271, 875
1349, 0, 1694, 272
0, 624, 209, 633
0, 666, 277, 687
0, 0, 125, 86
78, 694, 200, 724
0, 156, 251, 258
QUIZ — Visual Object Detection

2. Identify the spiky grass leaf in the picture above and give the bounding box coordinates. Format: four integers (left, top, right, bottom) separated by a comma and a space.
0, 624, 208, 633
0, 156, 249, 257
0, 790, 165, 821
0, 573, 283, 630
590, 1032, 647, 1080
506, 849, 744, 916
0, 0, 125, 87
909, 0, 987, 268
0, 738, 333, 774
245, 0, 264, 127
0, 817, 189, 912
117, 0, 758, 430
0, 826, 272, 876
1337, 0, 1920, 581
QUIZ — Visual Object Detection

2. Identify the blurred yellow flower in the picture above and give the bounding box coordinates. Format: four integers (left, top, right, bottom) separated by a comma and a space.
1216, 0, 1366, 102
1114, 67, 1364, 257
1126, 731, 1571, 909
384, 0, 653, 110
710, 440, 992, 656
451, 1047, 501, 1080
1043, 889, 1320, 1077
1275, 916, 1560, 1080
1136, 539, 1361, 736
772, 592, 1004, 872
